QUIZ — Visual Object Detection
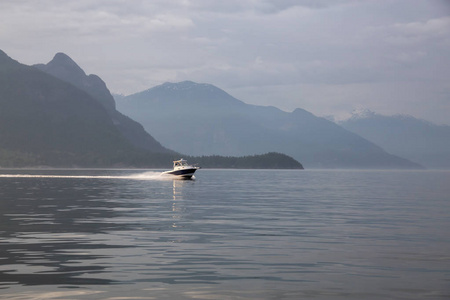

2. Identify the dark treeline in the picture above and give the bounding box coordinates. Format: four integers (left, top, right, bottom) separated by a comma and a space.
0, 150, 303, 170
186, 152, 303, 169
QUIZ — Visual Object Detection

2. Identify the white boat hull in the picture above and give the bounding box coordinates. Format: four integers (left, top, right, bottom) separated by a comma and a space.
162, 158, 200, 179
161, 167, 198, 179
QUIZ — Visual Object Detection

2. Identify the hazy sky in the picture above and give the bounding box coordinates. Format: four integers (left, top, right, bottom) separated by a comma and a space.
1, 0, 449, 124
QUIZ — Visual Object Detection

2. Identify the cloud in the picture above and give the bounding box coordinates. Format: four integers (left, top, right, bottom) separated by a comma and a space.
393, 16, 450, 38
0, 0, 449, 124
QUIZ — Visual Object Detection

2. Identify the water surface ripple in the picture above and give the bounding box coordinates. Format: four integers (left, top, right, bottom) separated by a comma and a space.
0, 169, 449, 299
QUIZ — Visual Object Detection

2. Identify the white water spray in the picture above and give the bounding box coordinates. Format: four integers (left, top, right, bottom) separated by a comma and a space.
0, 171, 176, 181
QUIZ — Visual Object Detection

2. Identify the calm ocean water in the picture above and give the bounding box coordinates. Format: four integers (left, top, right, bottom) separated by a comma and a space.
0, 169, 449, 299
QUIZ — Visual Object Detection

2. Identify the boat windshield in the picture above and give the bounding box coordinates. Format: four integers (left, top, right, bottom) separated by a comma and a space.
174, 159, 189, 167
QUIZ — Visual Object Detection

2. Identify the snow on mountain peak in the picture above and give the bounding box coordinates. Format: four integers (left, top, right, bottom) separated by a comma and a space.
350, 109, 376, 120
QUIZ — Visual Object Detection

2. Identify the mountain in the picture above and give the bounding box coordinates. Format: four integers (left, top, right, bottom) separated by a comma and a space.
0, 49, 144, 167
339, 110, 450, 169
0, 49, 185, 167
34, 53, 170, 153
34, 53, 115, 112
116, 81, 422, 169
0, 50, 302, 169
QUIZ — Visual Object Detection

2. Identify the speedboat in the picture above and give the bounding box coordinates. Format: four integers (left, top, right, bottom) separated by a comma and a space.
161, 159, 200, 179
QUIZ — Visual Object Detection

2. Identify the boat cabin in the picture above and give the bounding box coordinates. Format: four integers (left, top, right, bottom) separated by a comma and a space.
173, 159, 189, 168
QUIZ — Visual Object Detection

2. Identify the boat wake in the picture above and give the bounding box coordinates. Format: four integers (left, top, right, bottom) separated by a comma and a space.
0, 171, 179, 181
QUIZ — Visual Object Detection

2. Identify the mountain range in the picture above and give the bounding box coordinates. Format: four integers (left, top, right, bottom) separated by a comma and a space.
0, 50, 301, 169
0, 50, 178, 167
116, 81, 422, 169
1, 48, 438, 169
339, 110, 450, 169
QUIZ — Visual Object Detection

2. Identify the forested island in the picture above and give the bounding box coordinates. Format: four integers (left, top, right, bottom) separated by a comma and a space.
187, 152, 303, 169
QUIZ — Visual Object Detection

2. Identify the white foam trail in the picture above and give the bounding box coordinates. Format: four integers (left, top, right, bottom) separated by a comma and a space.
0, 171, 172, 181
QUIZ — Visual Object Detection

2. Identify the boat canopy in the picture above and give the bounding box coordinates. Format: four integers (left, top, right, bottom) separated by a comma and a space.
173, 159, 189, 167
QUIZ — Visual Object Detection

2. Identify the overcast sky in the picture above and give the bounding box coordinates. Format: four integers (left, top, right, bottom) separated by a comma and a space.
1, 0, 449, 124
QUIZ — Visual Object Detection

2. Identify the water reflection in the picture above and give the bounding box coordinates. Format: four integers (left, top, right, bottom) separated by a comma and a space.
172, 180, 182, 228
171, 179, 193, 226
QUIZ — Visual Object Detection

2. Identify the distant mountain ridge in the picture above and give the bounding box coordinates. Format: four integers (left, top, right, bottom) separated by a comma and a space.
0, 50, 303, 169
34, 53, 172, 154
116, 81, 422, 169
35, 53, 116, 112
340, 110, 450, 169
0, 49, 146, 167
0, 48, 427, 169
